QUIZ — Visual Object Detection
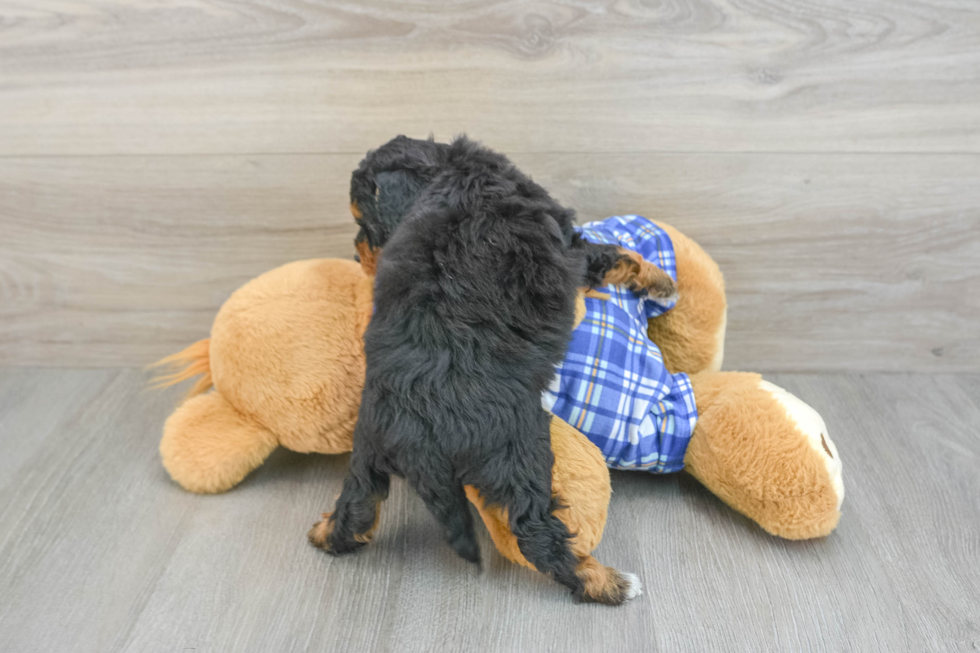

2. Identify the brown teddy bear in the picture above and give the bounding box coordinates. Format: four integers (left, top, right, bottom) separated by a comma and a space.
154, 219, 843, 580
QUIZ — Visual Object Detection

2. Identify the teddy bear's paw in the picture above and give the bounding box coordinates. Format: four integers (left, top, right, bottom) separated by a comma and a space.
575, 556, 643, 606
759, 380, 844, 510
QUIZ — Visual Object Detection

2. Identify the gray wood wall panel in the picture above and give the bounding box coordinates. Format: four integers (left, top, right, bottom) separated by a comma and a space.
0, 0, 978, 155
2, 154, 977, 370
1, 0, 978, 369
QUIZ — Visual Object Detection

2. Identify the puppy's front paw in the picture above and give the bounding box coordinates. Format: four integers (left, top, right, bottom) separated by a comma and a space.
608, 250, 678, 302
633, 260, 678, 302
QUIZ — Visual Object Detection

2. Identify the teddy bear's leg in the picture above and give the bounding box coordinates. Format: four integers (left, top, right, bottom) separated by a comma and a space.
160, 391, 278, 494
465, 416, 642, 604
647, 221, 727, 375
684, 372, 844, 539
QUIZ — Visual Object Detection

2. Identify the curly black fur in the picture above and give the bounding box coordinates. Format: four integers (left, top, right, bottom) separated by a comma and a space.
349, 135, 635, 289
322, 135, 608, 599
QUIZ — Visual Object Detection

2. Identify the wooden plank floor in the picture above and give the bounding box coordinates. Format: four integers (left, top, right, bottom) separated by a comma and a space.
1, 368, 978, 652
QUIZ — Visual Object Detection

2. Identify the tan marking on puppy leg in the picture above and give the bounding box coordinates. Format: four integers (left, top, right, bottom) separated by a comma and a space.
308, 513, 335, 549
603, 248, 677, 299
583, 289, 611, 300
351, 201, 362, 220
353, 501, 382, 544
575, 555, 643, 606
466, 486, 536, 570
573, 291, 588, 330
356, 240, 381, 276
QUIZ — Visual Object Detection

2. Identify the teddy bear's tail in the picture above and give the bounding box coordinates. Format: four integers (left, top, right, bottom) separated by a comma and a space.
149, 338, 213, 397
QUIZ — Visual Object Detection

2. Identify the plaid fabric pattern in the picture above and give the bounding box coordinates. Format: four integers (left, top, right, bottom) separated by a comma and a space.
543, 215, 698, 473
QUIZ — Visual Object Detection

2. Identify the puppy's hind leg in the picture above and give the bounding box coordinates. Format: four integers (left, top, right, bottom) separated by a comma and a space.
510, 491, 643, 605
573, 554, 643, 605
498, 477, 586, 600
475, 412, 584, 600
309, 444, 390, 555
467, 487, 642, 604
481, 412, 639, 605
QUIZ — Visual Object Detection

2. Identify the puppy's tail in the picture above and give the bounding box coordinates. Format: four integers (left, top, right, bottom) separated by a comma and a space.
148, 338, 213, 398
414, 477, 481, 566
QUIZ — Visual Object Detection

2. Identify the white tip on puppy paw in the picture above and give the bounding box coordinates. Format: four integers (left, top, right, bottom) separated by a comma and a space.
621, 572, 643, 601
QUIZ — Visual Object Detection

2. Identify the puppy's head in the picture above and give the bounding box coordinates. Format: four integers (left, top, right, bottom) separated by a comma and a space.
350, 135, 447, 275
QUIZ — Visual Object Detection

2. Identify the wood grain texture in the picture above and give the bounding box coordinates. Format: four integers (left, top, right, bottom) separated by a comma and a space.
0, 0, 979, 155
2, 153, 977, 370
1, 0, 978, 369
1, 368, 978, 652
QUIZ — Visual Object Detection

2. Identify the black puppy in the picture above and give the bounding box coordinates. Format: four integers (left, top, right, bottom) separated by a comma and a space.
347, 136, 677, 297
311, 136, 669, 604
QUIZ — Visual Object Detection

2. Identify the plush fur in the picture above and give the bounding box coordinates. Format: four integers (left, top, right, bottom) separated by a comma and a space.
156, 259, 374, 494
461, 410, 642, 603
646, 222, 728, 375
317, 136, 655, 604
684, 372, 841, 539
154, 260, 617, 560
153, 220, 843, 598
160, 390, 278, 494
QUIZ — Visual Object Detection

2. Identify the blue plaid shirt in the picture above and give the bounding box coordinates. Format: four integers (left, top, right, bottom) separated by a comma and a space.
543, 215, 698, 473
